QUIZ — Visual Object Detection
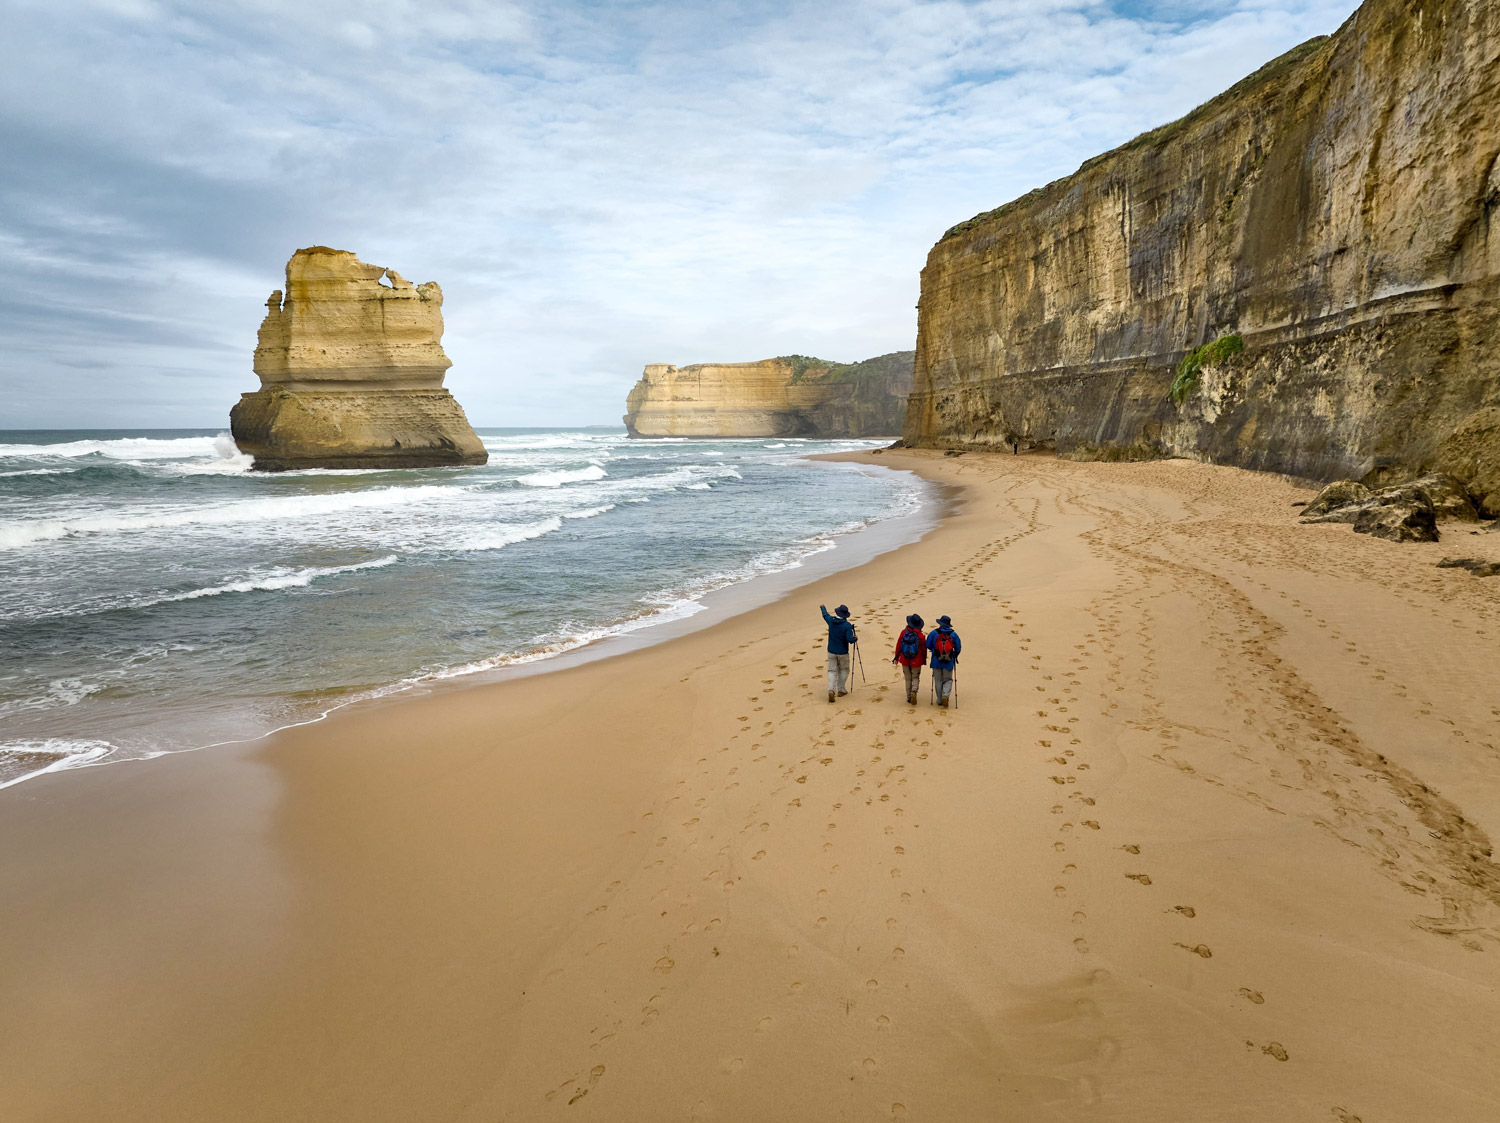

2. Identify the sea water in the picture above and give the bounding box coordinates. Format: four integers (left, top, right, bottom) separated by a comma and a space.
0, 428, 924, 787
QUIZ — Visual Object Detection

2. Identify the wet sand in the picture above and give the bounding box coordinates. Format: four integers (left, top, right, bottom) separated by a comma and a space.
3, 449, 1499, 1121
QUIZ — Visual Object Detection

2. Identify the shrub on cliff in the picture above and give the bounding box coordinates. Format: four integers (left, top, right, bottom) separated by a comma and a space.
1171, 334, 1244, 403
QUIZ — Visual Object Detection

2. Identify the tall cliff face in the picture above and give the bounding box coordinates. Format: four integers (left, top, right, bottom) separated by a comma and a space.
907, 0, 1500, 515
623, 352, 912, 438
230, 247, 487, 471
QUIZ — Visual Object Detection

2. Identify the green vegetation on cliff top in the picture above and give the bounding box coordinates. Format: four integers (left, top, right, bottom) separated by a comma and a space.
939, 34, 1331, 243
781, 352, 913, 385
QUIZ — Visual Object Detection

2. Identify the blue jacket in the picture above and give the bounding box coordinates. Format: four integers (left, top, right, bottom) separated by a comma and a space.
927, 626, 961, 669
821, 606, 857, 654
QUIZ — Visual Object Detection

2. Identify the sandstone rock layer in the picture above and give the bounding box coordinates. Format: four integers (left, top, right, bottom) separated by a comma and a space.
624, 352, 912, 438
231, 247, 487, 470
906, 0, 1500, 515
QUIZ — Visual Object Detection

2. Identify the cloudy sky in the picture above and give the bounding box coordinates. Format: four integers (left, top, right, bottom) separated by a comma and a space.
3, 0, 1359, 429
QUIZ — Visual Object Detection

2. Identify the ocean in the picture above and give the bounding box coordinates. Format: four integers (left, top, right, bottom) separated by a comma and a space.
0, 428, 925, 787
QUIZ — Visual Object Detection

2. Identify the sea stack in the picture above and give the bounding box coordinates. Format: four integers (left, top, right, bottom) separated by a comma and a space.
230, 247, 488, 471
623, 352, 913, 438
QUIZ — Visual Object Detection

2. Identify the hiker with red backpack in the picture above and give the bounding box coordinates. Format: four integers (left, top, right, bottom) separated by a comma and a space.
927, 615, 961, 708
892, 614, 926, 705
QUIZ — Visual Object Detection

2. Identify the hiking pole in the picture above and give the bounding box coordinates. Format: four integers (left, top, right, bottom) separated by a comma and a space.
854, 640, 866, 684
952, 666, 958, 710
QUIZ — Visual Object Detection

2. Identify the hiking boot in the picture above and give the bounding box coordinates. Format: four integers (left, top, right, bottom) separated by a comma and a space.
939, 696, 949, 708
907, 692, 917, 705
837, 690, 848, 697
828, 690, 836, 703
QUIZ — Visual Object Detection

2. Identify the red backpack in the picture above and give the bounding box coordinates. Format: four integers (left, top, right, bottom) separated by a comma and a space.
932, 631, 956, 660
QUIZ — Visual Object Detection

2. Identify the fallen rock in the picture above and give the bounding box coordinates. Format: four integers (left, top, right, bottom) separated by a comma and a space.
1437, 557, 1500, 577
1301, 479, 1370, 517
1351, 500, 1439, 543
1383, 474, 1479, 522
1301, 473, 1479, 542
230, 247, 487, 471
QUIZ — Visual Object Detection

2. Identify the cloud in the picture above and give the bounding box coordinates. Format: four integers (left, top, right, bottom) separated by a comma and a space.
0, 0, 1359, 427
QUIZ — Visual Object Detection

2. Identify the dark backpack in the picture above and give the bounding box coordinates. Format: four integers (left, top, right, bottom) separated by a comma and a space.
899, 629, 921, 659
932, 631, 956, 660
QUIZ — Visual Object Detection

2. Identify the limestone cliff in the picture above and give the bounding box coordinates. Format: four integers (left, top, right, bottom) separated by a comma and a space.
624, 352, 912, 438
907, 0, 1500, 515
230, 247, 487, 470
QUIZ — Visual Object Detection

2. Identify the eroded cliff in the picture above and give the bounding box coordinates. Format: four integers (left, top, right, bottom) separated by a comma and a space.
624, 352, 912, 438
907, 0, 1500, 515
230, 247, 487, 470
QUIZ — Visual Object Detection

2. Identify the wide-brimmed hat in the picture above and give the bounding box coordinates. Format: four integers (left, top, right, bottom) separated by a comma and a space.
937, 614, 952, 625
835, 604, 850, 618
906, 614, 920, 627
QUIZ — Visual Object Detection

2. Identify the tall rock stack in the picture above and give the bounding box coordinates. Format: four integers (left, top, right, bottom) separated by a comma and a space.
230, 247, 488, 471
906, 0, 1500, 515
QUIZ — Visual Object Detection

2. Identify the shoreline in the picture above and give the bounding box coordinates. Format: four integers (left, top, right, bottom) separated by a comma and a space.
0, 453, 945, 792
4, 449, 1498, 1121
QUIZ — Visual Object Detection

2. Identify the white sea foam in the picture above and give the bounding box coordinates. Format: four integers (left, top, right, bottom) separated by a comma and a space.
0, 677, 109, 718
0, 467, 75, 477
424, 516, 562, 553
0, 740, 116, 790
0, 435, 226, 460
562, 504, 615, 519
516, 464, 607, 487
146, 555, 401, 607
682, 482, 712, 489
0, 482, 473, 550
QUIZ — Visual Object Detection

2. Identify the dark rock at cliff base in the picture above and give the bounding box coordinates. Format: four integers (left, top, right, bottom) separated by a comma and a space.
1438, 557, 1500, 576
1351, 501, 1439, 543
1303, 474, 1478, 540
1380, 475, 1480, 523
1302, 480, 1371, 518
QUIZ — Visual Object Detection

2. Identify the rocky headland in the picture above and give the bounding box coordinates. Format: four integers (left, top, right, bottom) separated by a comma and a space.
623, 352, 913, 438
905, 0, 1500, 521
230, 247, 488, 471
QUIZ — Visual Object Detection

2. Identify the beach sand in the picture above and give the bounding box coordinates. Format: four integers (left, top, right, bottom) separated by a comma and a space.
3, 449, 1499, 1121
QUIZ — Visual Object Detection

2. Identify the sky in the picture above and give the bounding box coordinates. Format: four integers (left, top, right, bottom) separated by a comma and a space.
2, 0, 1361, 429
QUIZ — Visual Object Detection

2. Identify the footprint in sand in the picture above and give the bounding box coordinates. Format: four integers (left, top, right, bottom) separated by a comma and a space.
1238, 988, 1265, 1004
1120, 844, 1141, 855
1175, 943, 1212, 958
1172, 906, 1196, 918
1125, 873, 1152, 885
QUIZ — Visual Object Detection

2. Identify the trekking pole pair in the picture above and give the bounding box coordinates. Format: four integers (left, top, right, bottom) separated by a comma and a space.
854, 639, 866, 685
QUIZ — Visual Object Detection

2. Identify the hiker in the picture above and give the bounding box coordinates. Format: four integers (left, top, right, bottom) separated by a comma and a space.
892, 613, 926, 705
927, 614, 962, 707
820, 603, 857, 702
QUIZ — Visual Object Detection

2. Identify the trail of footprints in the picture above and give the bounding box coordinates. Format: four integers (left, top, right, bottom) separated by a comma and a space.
529, 461, 1479, 1117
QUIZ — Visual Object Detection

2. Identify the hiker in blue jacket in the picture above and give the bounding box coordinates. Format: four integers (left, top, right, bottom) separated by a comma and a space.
820, 603, 857, 702
927, 615, 961, 708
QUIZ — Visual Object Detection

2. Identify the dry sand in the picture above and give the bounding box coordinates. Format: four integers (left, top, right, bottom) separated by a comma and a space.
3, 449, 1499, 1122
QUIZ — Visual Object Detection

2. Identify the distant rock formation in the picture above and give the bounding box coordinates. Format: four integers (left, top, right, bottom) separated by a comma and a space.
230, 247, 487, 470
623, 352, 913, 438
905, 0, 1500, 517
